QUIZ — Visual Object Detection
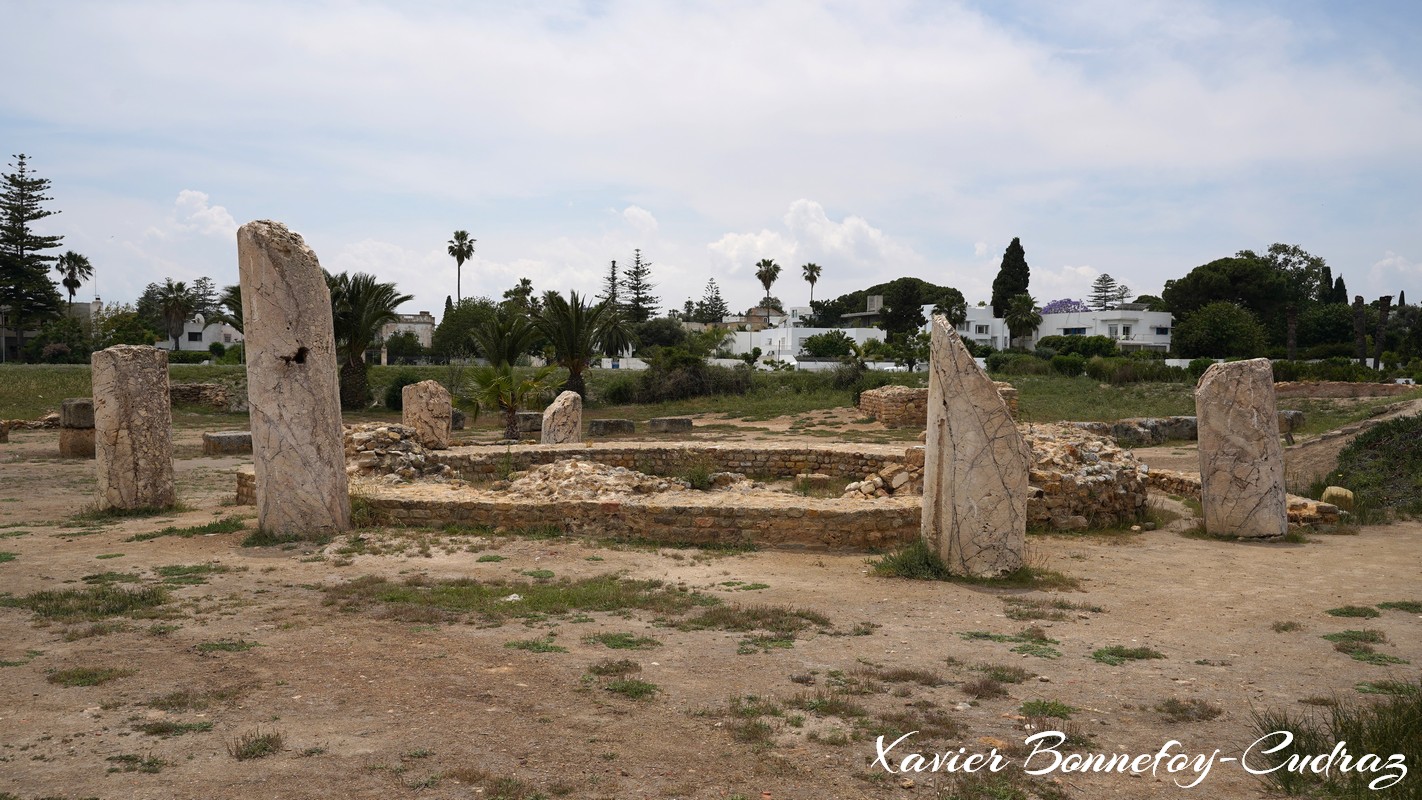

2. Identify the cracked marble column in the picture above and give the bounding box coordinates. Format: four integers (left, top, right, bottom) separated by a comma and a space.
402, 380, 452, 449
238, 220, 351, 535
921, 315, 1030, 577
541, 390, 582, 444
92, 345, 175, 510
1196, 358, 1287, 539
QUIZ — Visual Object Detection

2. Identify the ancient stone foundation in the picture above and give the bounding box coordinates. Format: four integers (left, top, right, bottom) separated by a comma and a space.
401, 380, 452, 449
238, 219, 351, 535
517, 411, 543, 435
859, 382, 1018, 427
169, 383, 231, 409
202, 431, 253, 456
1196, 359, 1288, 539
922, 316, 1030, 576
649, 417, 693, 433
589, 419, 635, 437
92, 346, 175, 510
59, 398, 95, 459
541, 391, 581, 444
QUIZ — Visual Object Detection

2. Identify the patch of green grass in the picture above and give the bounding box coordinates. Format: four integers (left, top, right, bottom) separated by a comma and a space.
196, 639, 261, 653
870, 540, 1078, 589
959, 628, 1062, 659
1332, 640, 1410, 666
584, 632, 661, 650
1091, 645, 1165, 666
974, 663, 1032, 684
1327, 605, 1382, 619
476, 554, 506, 563
677, 604, 830, 641
504, 636, 567, 653
786, 690, 868, 719
605, 678, 659, 700
1272, 620, 1303, 632
1, 584, 168, 621
1020, 699, 1076, 719
1355, 681, 1420, 696
82, 571, 142, 584
127, 515, 246, 542
1250, 678, 1421, 798
155, 563, 231, 585
106, 752, 168, 773
0, 649, 43, 668
1332, 413, 1422, 521
520, 569, 555, 580
1003, 596, 1103, 621
325, 574, 716, 626
242, 529, 333, 548
0, 551, 16, 563
70, 504, 183, 525
934, 772, 1070, 800
1378, 600, 1422, 613
227, 729, 284, 760
134, 720, 215, 737
48, 666, 134, 687
1322, 630, 1388, 645
1156, 697, 1222, 722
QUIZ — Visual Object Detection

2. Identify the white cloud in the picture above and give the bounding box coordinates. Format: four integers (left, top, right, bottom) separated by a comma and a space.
621, 206, 658, 237
1031, 265, 1103, 304
172, 190, 238, 238
974, 241, 988, 257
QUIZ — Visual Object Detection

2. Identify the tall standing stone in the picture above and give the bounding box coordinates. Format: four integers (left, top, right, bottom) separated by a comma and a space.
238, 220, 351, 535
91, 346, 175, 510
921, 315, 1030, 577
1196, 358, 1287, 539
541, 390, 582, 444
402, 380, 452, 449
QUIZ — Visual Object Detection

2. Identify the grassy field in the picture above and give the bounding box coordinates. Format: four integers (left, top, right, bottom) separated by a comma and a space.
0, 363, 1407, 436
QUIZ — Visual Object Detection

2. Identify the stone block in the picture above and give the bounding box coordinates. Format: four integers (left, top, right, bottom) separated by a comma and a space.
541, 391, 581, 444
402, 380, 452, 449
60, 398, 94, 429
517, 411, 543, 434
588, 419, 635, 437
648, 417, 693, 433
796, 473, 832, 492
59, 427, 95, 459
92, 345, 175, 510
1196, 359, 1287, 539
1320, 485, 1354, 512
203, 430, 253, 456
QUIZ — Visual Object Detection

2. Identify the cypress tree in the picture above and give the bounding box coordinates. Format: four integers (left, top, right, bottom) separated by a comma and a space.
1333, 275, 1348, 304
990, 237, 1030, 317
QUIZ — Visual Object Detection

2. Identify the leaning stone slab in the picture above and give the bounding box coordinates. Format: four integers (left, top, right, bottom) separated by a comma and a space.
541, 391, 581, 444
203, 431, 253, 456
60, 398, 95, 429
238, 220, 351, 535
921, 315, 1030, 577
92, 345, 175, 510
402, 380, 452, 449
588, 418, 635, 437
59, 428, 96, 459
1196, 358, 1287, 539
648, 417, 692, 433
517, 411, 544, 434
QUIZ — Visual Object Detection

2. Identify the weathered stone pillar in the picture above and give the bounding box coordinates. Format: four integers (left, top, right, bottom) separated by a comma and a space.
91, 346, 175, 510
921, 315, 1030, 577
402, 380, 452, 449
238, 220, 351, 535
542, 390, 582, 444
59, 397, 96, 459
1196, 358, 1287, 539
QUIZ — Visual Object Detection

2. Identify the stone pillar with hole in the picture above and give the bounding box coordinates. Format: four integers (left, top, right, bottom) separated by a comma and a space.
91, 345, 175, 510
921, 314, 1030, 577
238, 220, 351, 535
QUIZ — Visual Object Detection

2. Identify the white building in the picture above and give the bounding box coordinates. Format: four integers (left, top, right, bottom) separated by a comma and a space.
919, 304, 1012, 350
1035, 304, 1173, 352
155, 313, 243, 352
381, 311, 436, 349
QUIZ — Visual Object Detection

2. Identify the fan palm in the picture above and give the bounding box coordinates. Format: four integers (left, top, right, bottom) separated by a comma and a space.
447, 230, 475, 303
153, 278, 197, 350
462, 363, 558, 440
1004, 293, 1042, 349
801, 262, 821, 304
754, 259, 781, 306
535, 291, 638, 398
469, 303, 541, 368
327, 271, 413, 410
53, 251, 93, 307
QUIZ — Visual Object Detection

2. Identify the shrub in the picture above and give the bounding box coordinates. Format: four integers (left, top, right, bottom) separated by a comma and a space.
1050, 354, 1085, 377
208, 342, 226, 358
1037, 335, 1118, 359
1187, 357, 1216, 380
166, 350, 211, 364
1333, 413, 1422, 520
381, 368, 426, 411
598, 373, 640, 405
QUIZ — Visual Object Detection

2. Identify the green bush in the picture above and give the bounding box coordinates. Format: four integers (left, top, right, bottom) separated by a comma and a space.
598, 373, 640, 405
1333, 413, 1422, 520
1037, 334, 1118, 358
991, 354, 1051, 376
1050, 354, 1085, 377
1270, 357, 1381, 384
208, 342, 226, 358
382, 368, 427, 411
1187, 358, 1216, 380
165, 350, 211, 364
1085, 357, 1189, 385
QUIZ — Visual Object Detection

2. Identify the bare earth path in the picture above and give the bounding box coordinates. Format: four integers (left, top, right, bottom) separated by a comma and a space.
1, 419, 1419, 799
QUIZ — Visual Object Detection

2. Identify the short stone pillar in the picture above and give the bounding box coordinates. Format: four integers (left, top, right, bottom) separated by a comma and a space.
401, 380, 452, 449
649, 417, 692, 433
588, 418, 634, 437
921, 315, 1030, 577
202, 431, 253, 456
59, 398, 96, 459
516, 411, 543, 435
541, 391, 582, 444
1196, 359, 1287, 539
91, 346, 175, 510
238, 220, 351, 535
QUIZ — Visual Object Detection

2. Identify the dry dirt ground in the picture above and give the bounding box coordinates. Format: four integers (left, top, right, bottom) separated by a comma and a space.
1, 413, 1419, 800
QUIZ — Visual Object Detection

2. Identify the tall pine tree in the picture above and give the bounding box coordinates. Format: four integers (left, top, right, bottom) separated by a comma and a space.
990, 237, 1030, 317
596, 260, 620, 305
694, 278, 729, 323
0, 154, 64, 359
621, 249, 658, 323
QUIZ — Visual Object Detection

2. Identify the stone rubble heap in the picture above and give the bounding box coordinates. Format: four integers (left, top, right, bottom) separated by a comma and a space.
497, 458, 755, 501
344, 423, 455, 482
844, 422, 1149, 531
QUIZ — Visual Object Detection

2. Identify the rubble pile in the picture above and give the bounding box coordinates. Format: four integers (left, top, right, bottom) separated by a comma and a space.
344, 423, 455, 482
497, 458, 755, 501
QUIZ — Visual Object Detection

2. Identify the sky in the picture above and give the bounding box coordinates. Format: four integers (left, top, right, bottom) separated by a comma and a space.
4, 0, 1422, 321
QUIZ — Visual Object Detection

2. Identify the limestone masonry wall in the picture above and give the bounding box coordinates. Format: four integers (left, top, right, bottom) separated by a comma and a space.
432, 443, 900, 481
858, 383, 1018, 428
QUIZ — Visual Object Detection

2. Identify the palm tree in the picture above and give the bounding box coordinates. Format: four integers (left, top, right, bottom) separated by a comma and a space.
462, 363, 558, 440
154, 278, 197, 350
469, 303, 541, 368
754, 259, 781, 306
53, 251, 93, 307
535, 291, 638, 398
801, 262, 821, 304
1004, 293, 1042, 349
212, 284, 243, 333
327, 271, 413, 410
447, 230, 475, 303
